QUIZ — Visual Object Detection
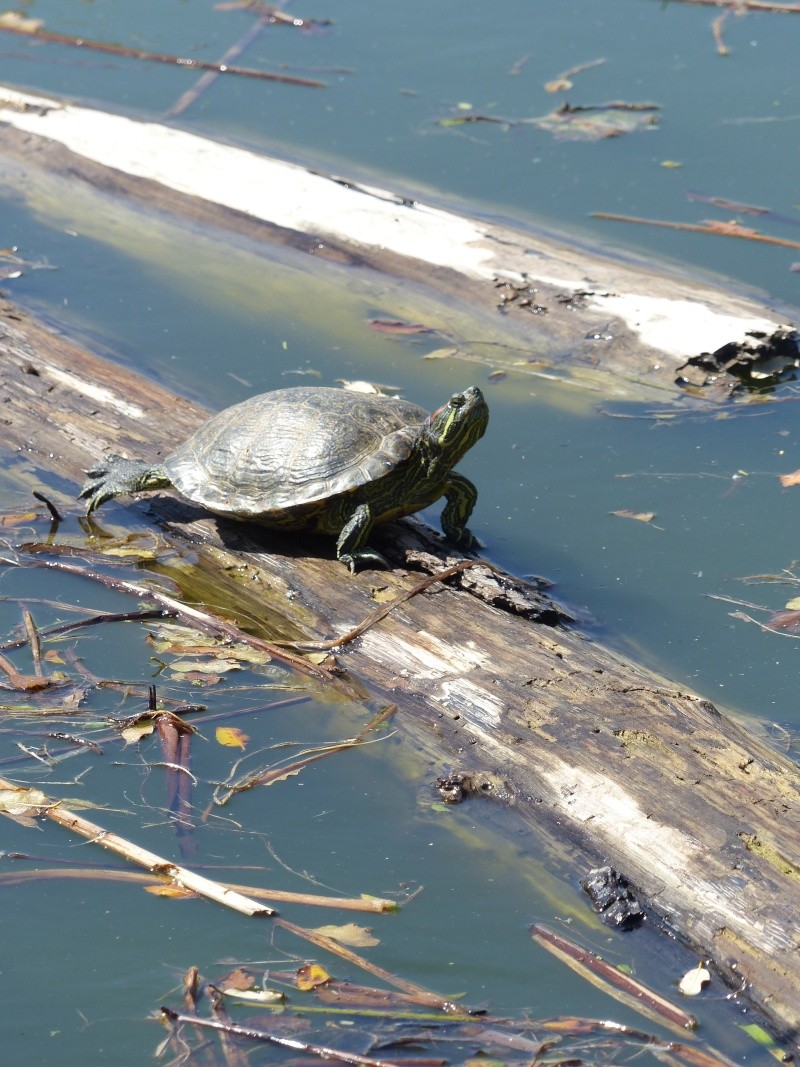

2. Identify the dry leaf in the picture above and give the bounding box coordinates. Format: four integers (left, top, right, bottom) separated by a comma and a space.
221, 988, 285, 1004
216, 726, 249, 749
422, 346, 459, 361
296, 963, 332, 990
144, 883, 196, 899
0, 511, 37, 527
678, 962, 710, 996
121, 721, 155, 745
313, 922, 379, 948
0, 11, 43, 31
779, 469, 800, 487
611, 509, 656, 524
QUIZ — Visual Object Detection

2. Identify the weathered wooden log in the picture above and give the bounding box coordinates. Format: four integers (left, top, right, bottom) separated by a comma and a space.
0, 84, 796, 403
2, 296, 800, 1043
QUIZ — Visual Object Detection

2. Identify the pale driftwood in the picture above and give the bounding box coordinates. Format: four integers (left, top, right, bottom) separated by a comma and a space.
3, 299, 800, 1042
0, 867, 398, 912
0, 775, 275, 917
0, 84, 796, 404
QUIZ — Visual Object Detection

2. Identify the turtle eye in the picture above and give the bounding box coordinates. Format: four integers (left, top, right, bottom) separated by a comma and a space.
449, 393, 465, 409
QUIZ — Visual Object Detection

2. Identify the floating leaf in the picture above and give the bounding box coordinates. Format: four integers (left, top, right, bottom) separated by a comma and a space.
0, 510, 37, 527
313, 922, 379, 948
216, 726, 249, 749
0, 11, 43, 31
611, 509, 656, 524
144, 883, 195, 899
121, 720, 156, 745
221, 987, 285, 1004
296, 963, 332, 990
171, 671, 223, 686
337, 379, 398, 395
763, 610, 800, 633
0, 785, 50, 817
678, 962, 710, 996
786, 597, 800, 610
422, 346, 459, 361
739, 1023, 784, 1060
779, 469, 800, 487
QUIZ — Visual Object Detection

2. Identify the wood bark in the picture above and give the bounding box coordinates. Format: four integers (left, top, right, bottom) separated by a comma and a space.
2, 297, 800, 1044
0, 84, 796, 404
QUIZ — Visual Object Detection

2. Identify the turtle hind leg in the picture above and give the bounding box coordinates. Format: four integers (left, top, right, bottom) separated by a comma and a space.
79, 457, 171, 514
440, 472, 479, 550
336, 502, 389, 571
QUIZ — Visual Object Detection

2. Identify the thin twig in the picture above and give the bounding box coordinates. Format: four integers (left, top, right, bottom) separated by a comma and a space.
2, 545, 342, 684
273, 916, 458, 1009
165, 13, 273, 118
0, 775, 276, 916
0, 22, 326, 87
530, 924, 696, 1035
160, 1007, 403, 1067
591, 212, 800, 249
31, 491, 63, 523
280, 559, 492, 651
0, 608, 175, 652
22, 609, 42, 676
671, 0, 799, 10
0, 866, 397, 911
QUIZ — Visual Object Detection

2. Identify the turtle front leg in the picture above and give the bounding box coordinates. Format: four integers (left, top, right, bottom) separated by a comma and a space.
336, 502, 389, 571
440, 472, 479, 551
79, 457, 172, 514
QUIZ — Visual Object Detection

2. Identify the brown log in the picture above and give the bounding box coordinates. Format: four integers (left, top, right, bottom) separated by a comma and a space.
3, 296, 800, 1043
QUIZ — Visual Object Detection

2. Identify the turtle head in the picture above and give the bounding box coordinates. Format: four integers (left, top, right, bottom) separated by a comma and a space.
422, 387, 489, 471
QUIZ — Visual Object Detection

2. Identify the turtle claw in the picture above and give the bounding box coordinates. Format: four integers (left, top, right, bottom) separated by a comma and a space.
339, 548, 390, 572
77, 456, 168, 515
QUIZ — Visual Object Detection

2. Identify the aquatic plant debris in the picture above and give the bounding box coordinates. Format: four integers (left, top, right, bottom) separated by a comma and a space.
438, 101, 660, 141
544, 57, 607, 93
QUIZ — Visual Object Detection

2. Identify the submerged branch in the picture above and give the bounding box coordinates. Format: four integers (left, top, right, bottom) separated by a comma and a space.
0, 20, 326, 87
592, 212, 800, 249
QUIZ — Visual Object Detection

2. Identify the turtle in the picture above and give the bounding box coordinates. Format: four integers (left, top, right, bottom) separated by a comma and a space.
80, 385, 489, 571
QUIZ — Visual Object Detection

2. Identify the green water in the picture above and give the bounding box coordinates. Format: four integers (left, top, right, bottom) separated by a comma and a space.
0, 1, 798, 1063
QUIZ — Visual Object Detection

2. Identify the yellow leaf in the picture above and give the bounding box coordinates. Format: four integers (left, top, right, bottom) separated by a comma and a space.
296, 963, 331, 991
779, 469, 800, 487
785, 597, 800, 610
143, 883, 196, 899
43, 650, 65, 664
313, 922, 379, 948
121, 721, 155, 745
216, 726, 249, 749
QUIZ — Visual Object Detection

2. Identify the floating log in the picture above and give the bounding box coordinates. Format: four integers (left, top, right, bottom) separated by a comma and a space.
2, 295, 800, 1044
0, 84, 796, 403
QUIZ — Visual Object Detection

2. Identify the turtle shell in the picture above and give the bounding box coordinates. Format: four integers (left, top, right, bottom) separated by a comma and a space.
163, 387, 429, 521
